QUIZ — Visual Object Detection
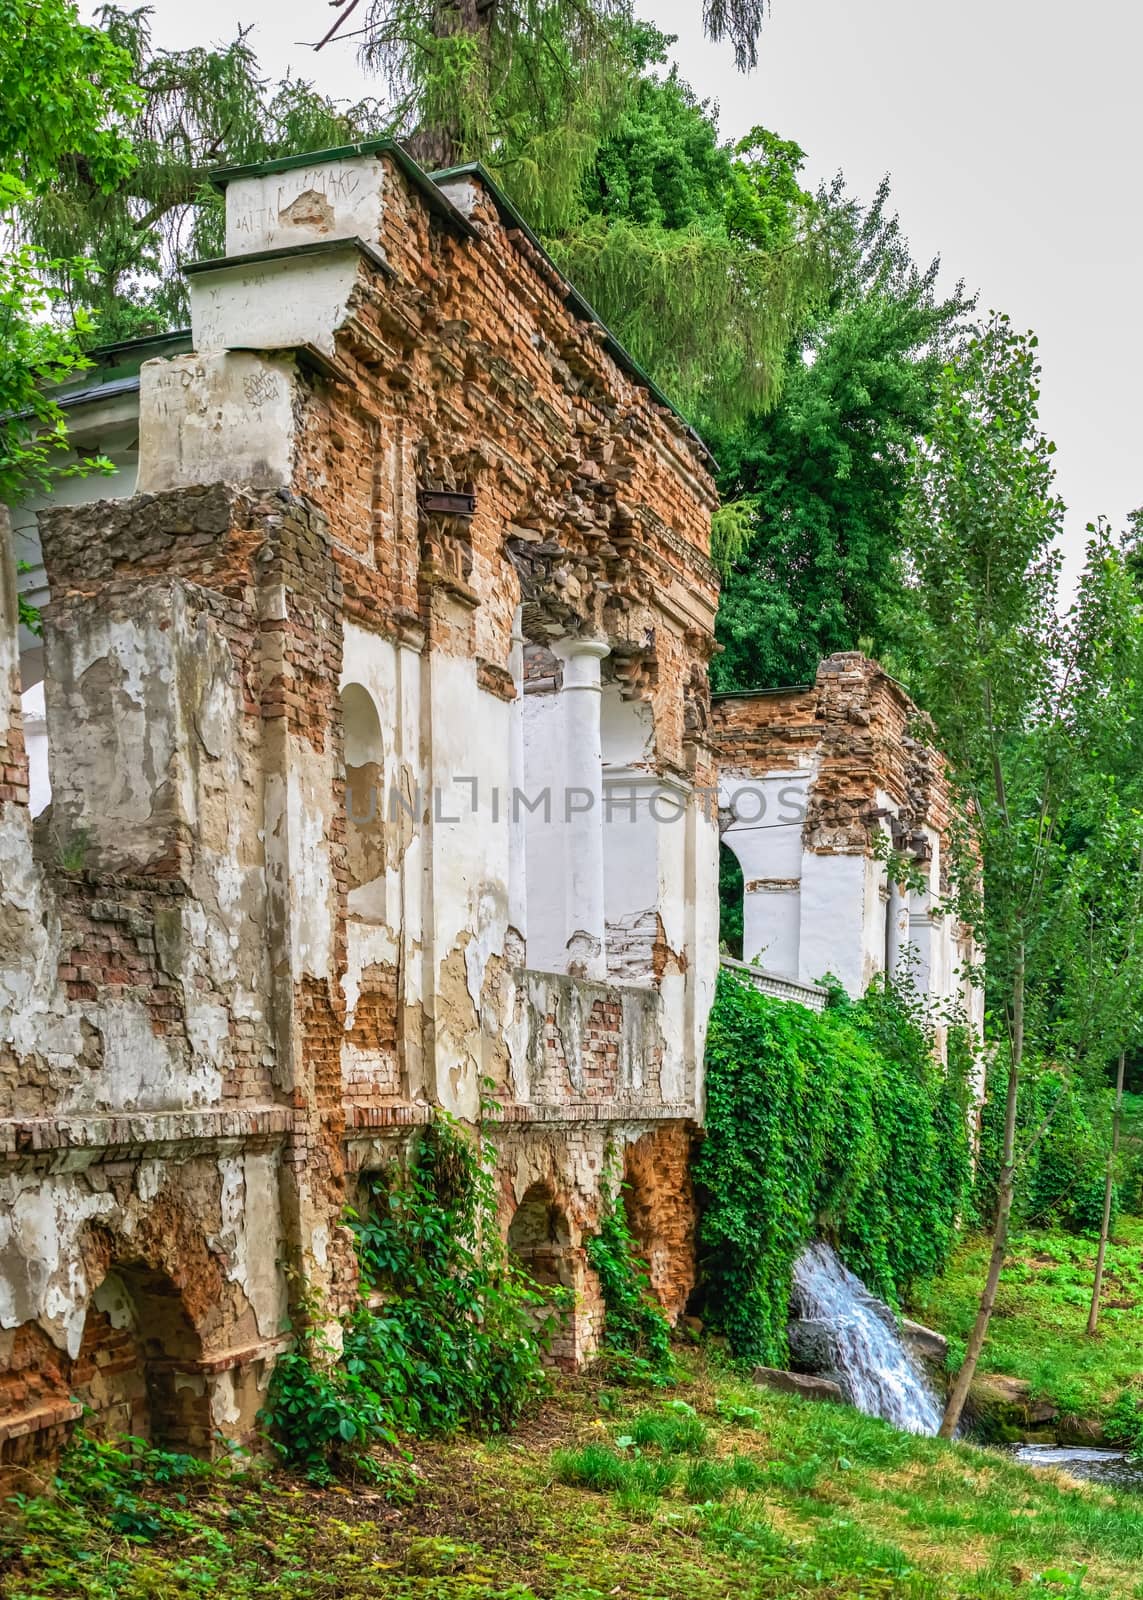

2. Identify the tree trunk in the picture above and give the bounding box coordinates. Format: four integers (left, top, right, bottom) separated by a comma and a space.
939, 950, 1024, 1439
1087, 1047, 1126, 1337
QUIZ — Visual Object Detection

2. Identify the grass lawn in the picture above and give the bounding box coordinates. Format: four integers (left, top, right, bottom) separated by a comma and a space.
914, 1218, 1143, 1419
6, 1356, 1143, 1599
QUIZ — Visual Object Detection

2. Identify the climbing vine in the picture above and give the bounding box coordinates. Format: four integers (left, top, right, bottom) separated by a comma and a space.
262, 1111, 556, 1480
695, 968, 974, 1367
585, 1168, 673, 1385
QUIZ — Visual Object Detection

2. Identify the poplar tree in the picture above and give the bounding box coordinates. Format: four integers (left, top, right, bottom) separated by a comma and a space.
893, 314, 1136, 1437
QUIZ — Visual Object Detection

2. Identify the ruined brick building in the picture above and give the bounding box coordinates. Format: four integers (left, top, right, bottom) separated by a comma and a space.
0, 141, 985, 1478
0, 140, 722, 1469
713, 654, 985, 1044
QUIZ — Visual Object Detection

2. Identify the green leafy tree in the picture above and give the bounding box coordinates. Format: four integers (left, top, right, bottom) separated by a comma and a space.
321, 0, 772, 173
892, 314, 1138, 1436
0, 0, 137, 500
22, 6, 386, 342
711, 179, 973, 689
546, 74, 827, 425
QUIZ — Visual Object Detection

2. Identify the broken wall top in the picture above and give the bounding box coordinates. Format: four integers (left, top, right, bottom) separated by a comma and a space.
712, 651, 956, 852
110, 139, 721, 741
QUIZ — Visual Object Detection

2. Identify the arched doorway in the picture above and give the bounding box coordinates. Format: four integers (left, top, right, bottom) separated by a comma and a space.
507, 1183, 580, 1367
71, 1263, 211, 1452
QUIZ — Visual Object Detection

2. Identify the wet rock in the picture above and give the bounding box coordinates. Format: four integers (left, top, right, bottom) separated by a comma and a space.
787, 1317, 836, 1373
1056, 1414, 1107, 1446
752, 1367, 844, 1404
969, 1373, 1058, 1428
901, 1318, 948, 1366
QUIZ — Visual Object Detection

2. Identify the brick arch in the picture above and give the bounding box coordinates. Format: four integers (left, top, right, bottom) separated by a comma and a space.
506, 1180, 593, 1370
507, 1181, 573, 1289
621, 1124, 698, 1325
71, 1257, 212, 1453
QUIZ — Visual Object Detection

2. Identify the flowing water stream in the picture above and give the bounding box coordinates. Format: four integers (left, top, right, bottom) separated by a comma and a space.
790, 1241, 942, 1435
788, 1242, 1143, 1488
1012, 1445, 1143, 1488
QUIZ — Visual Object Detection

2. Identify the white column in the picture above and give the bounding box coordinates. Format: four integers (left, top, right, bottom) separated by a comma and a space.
555, 637, 609, 979
506, 608, 527, 964
886, 876, 909, 979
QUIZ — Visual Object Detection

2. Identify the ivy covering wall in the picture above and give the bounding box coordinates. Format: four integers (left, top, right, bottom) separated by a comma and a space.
695, 969, 974, 1366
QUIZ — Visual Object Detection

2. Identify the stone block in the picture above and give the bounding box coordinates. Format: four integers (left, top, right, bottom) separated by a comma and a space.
752, 1366, 844, 1404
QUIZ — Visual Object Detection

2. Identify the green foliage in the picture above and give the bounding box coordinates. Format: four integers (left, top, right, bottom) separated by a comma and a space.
0, 0, 136, 500
628, 1401, 708, 1454
972, 1053, 1117, 1236
352, 0, 627, 205
711, 178, 973, 690
15, 561, 41, 636
260, 1324, 397, 1484
0, 1430, 237, 1596
348, 0, 773, 179
0, 250, 117, 500
920, 1219, 1143, 1423
717, 841, 744, 958
23, 6, 386, 340
13, 1356, 1143, 1597
584, 1169, 673, 1384
0, 0, 137, 188
346, 1116, 555, 1435
550, 74, 827, 425
1105, 1390, 1143, 1459
262, 1112, 553, 1481
696, 967, 974, 1365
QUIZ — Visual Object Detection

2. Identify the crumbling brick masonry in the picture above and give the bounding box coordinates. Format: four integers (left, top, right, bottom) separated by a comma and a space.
0, 140, 721, 1476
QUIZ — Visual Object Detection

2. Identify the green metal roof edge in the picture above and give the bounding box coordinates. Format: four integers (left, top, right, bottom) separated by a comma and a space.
86, 328, 191, 363
206, 137, 477, 236
430, 160, 715, 469
183, 235, 393, 279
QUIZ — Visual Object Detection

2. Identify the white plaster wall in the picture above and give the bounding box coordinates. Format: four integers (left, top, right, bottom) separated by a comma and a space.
216, 1150, 289, 1340
720, 770, 808, 977
20, 683, 49, 818
798, 851, 868, 995
423, 648, 513, 1119
687, 797, 721, 1110
338, 624, 426, 1065
138, 353, 298, 494
44, 587, 189, 872
224, 156, 388, 257
189, 252, 361, 360
602, 774, 661, 976
0, 1156, 289, 1361
521, 690, 567, 974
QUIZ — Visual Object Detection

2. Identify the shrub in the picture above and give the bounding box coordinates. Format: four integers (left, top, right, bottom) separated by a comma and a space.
264, 1107, 555, 1478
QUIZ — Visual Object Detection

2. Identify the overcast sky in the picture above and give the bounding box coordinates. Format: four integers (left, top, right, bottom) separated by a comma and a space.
122, 0, 1141, 583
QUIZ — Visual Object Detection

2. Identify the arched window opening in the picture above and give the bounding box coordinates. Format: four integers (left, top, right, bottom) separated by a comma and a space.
718, 841, 744, 960
507, 1184, 573, 1290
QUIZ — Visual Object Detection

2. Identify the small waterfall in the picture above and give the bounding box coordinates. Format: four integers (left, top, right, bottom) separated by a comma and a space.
790, 1241, 943, 1436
